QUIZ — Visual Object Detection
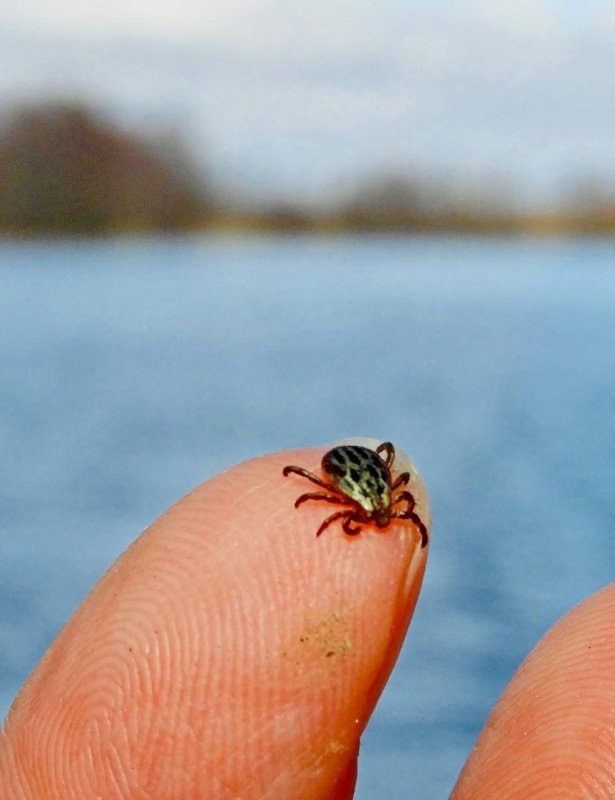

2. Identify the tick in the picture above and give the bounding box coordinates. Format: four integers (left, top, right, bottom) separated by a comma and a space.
282, 442, 428, 546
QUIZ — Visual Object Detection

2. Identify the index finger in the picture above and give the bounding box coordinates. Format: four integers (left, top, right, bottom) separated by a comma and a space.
0, 438, 429, 799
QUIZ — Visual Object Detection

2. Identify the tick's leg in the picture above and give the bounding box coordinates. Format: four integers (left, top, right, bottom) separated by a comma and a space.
342, 515, 362, 536
393, 489, 415, 512
282, 465, 333, 491
376, 442, 395, 468
390, 471, 410, 491
316, 510, 353, 537
295, 492, 351, 509
404, 512, 428, 548
392, 492, 428, 548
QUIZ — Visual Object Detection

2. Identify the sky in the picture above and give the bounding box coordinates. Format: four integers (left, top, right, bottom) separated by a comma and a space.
2, 1, 615, 205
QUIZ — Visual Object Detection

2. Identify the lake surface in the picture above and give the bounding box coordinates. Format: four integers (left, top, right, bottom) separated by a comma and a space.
2, 234, 615, 797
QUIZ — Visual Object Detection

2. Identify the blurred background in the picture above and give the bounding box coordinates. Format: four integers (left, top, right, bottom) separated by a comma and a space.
2, 2, 615, 797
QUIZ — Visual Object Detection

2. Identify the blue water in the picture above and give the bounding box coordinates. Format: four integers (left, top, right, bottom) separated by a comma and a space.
2, 234, 615, 797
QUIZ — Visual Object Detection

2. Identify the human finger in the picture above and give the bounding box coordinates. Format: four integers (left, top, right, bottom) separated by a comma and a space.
452, 583, 615, 798
0, 438, 429, 799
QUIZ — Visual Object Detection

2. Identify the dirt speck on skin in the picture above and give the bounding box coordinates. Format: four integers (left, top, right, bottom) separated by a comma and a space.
280, 608, 354, 680
297, 609, 352, 659
326, 739, 349, 755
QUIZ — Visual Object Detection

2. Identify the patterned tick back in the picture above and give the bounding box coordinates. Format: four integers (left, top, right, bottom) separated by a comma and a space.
322, 445, 391, 515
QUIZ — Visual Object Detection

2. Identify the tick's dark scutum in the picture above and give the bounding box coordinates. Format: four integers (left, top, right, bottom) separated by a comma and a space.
322, 445, 390, 511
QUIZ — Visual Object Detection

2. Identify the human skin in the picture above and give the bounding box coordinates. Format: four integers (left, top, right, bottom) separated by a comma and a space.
2, 440, 615, 798
452, 583, 615, 798
0, 439, 428, 799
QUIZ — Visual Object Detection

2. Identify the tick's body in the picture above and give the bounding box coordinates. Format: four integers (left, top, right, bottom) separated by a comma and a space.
282, 442, 428, 547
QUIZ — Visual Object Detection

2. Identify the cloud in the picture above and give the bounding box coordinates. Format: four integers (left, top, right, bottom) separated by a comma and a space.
2, 1, 615, 201
3, 0, 254, 42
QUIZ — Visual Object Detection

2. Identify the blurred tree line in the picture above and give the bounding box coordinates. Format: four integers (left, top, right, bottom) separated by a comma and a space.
1, 100, 614, 237
0, 103, 208, 234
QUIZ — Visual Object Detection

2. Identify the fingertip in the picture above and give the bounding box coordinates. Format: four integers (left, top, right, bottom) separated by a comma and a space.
453, 583, 615, 798
276, 439, 430, 720
1, 442, 430, 799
